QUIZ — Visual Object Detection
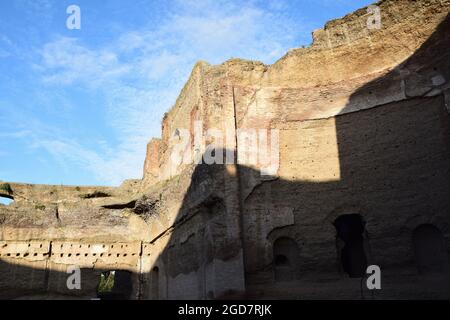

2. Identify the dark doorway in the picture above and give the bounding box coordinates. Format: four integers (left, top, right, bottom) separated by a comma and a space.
413, 224, 449, 274
97, 270, 133, 300
334, 214, 368, 278
273, 237, 299, 282
151, 266, 159, 300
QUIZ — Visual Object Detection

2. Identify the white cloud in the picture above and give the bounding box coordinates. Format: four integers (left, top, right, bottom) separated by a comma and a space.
0, 35, 15, 58
39, 37, 131, 87
29, 0, 302, 186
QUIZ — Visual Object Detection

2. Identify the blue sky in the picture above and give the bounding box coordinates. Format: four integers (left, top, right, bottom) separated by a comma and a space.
0, 0, 374, 190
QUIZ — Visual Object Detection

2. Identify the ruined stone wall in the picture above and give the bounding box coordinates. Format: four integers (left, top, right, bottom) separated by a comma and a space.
0, 180, 152, 298
141, 0, 450, 299
1, 0, 450, 300
0, 240, 152, 299
241, 95, 450, 298
140, 163, 246, 299
142, 0, 450, 187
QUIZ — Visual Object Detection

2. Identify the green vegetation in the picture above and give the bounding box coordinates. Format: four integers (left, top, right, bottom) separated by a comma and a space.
97, 272, 115, 294
80, 191, 111, 199
35, 204, 46, 211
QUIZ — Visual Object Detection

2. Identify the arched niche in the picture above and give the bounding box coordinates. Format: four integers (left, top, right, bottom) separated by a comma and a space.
273, 237, 299, 282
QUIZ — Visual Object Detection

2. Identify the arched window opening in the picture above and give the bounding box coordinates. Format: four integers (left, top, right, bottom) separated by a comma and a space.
273, 237, 299, 282
0, 196, 14, 206
413, 224, 449, 274
0, 183, 13, 205
151, 266, 159, 300
333, 214, 368, 278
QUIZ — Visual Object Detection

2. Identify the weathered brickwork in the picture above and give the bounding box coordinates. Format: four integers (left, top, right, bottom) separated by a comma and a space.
1, 0, 450, 299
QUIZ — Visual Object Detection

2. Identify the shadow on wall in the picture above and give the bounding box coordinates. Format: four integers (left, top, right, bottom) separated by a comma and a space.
146, 14, 450, 300
0, 14, 449, 301
0, 259, 136, 300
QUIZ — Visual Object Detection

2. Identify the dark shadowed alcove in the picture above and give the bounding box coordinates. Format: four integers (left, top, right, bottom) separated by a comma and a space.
413, 224, 449, 274
273, 237, 299, 282
334, 214, 368, 278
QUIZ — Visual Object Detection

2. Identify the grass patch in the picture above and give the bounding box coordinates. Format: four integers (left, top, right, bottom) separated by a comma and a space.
35, 204, 46, 211
81, 191, 111, 199
98, 272, 115, 294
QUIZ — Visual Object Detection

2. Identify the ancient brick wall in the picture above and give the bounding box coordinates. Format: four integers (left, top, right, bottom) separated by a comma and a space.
139, 0, 450, 299
1, 0, 450, 300
0, 240, 150, 299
